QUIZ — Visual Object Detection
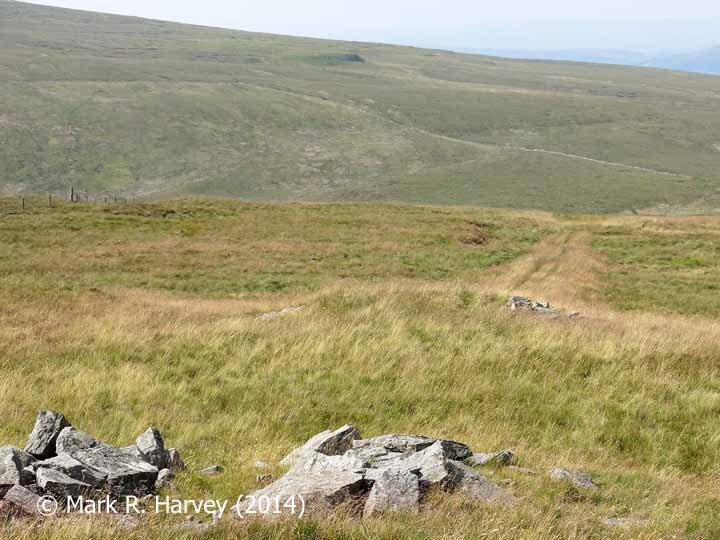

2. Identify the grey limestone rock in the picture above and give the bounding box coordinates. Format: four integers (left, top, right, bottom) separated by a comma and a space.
24, 411, 70, 459
363, 467, 419, 517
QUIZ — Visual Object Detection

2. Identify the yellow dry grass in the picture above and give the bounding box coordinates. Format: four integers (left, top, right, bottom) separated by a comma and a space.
1, 201, 720, 539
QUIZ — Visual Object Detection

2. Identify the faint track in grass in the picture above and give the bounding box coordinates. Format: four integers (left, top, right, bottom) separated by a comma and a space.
480, 231, 609, 314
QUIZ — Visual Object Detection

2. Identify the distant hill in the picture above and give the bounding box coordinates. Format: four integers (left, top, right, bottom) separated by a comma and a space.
1, 1, 720, 213
472, 49, 654, 67
475, 46, 720, 76
643, 46, 720, 75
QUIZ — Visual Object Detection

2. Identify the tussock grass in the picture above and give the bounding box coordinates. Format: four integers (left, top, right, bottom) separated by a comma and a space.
1, 200, 719, 538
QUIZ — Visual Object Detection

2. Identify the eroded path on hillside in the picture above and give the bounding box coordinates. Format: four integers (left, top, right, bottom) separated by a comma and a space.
232, 81, 693, 184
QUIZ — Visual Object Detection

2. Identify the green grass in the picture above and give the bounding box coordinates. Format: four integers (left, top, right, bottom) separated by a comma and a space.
1, 199, 720, 539
592, 218, 720, 315
0, 198, 545, 297
2, 1, 720, 212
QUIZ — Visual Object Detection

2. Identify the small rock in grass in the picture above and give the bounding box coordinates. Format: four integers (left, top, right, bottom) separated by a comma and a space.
467, 450, 516, 467
548, 467, 598, 489
508, 465, 538, 475
602, 516, 648, 528
254, 460, 270, 470
256, 306, 303, 321
199, 465, 223, 476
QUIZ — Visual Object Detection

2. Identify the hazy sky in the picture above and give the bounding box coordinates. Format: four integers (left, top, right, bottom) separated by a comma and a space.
30, 1, 720, 52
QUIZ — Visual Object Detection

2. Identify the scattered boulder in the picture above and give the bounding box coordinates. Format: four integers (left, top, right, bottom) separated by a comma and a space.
393, 441, 450, 488
166, 448, 186, 473
2, 485, 43, 517
0, 446, 36, 496
37, 468, 92, 498
344, 444, 403, 469
467, 450, 516, 467
24, 411, 70, 459
55, 427, 101, 457
25, 454, 106, 487
234, 469, 367, 518
352, 434, 472, 462
136, 428, 167, 469
446, 460, 514, 504
548, 467, 598, 489
199, 465, 223, 476
291, 452, 365, 474
280, 424, 360, 467
120, 445, 144, 459
439, 440, 473, 461
354, 434, 435, 454
72, 445, 159, 494
254, 460, 270, 470
363, 467, 419, 517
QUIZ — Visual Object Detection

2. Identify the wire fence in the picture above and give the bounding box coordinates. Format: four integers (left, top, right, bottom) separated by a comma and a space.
1, 187, 135, 215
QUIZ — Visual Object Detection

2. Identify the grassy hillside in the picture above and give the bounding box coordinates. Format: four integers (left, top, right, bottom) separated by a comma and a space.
2, 1, 720, 212
2, 199, 720, 539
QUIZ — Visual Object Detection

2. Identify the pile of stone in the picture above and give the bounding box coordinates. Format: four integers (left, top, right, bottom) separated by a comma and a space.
507, 296, 579, 318
0, 411, 184, 516
234, 425, 515, 519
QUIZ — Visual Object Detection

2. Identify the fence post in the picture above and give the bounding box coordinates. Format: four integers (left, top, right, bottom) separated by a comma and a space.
21, 196, 25, 211
70, 186, 74, 202
48, 193, 52, 208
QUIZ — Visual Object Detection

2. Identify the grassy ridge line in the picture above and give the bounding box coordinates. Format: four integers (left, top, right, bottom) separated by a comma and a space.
2, 1, 720, 212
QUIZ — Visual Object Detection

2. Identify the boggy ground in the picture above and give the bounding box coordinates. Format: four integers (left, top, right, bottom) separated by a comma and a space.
1, 199, 719, 539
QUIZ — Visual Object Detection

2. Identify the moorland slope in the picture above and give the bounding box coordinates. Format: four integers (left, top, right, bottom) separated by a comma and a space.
2, 1, 720, 212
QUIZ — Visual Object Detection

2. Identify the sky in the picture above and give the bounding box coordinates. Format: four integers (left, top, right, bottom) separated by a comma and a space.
29, 1, 720, 52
